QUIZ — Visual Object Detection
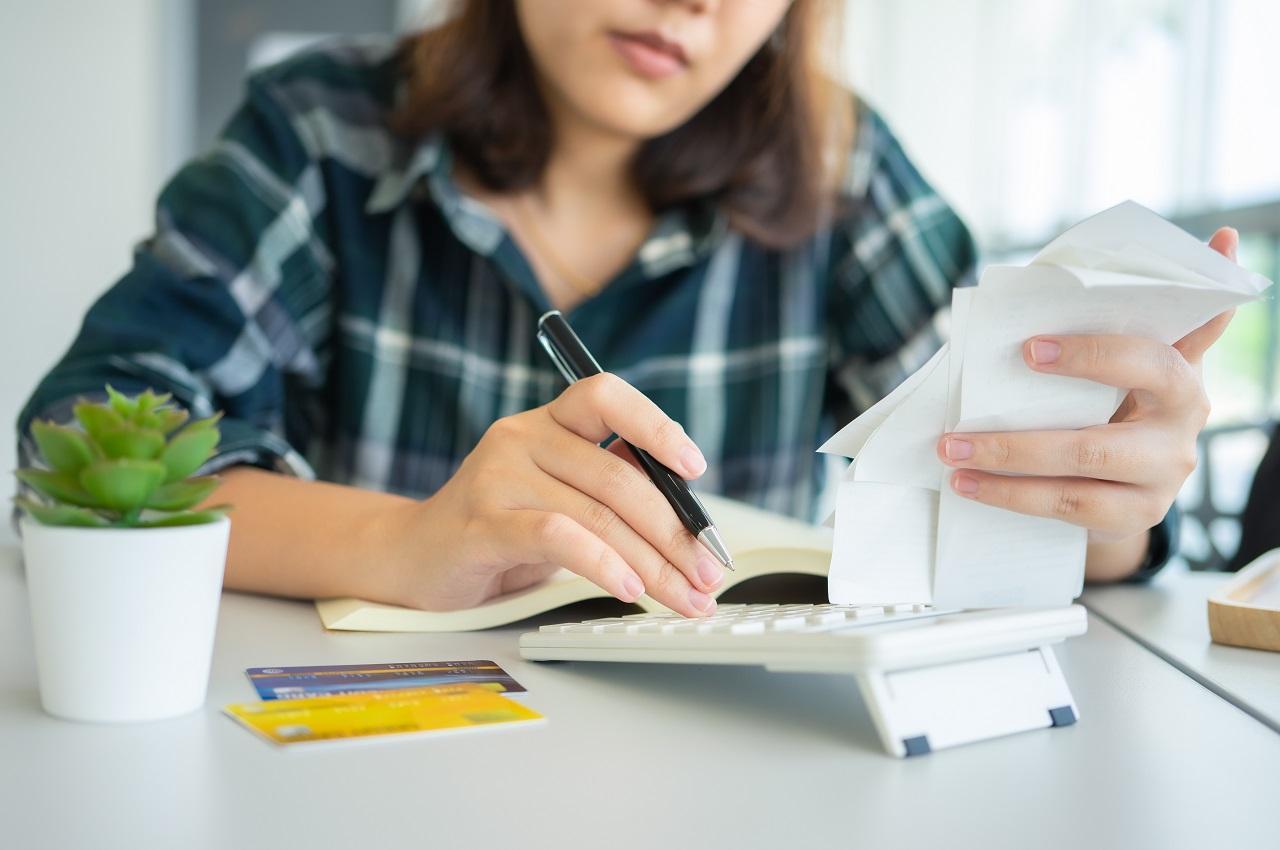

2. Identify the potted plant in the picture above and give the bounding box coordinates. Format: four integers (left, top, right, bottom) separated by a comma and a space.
15, 387, 231, 722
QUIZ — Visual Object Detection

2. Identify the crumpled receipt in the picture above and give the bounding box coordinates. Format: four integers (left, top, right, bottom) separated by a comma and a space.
819, 201, 1273, 609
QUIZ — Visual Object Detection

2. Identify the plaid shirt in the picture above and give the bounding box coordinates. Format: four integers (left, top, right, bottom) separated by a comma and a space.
20, 38, 976, 523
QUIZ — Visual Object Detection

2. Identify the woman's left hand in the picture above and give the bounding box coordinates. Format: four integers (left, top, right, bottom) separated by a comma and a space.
935, 227, 1240, 580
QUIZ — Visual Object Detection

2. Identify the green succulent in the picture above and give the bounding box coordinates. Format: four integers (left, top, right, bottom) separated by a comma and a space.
15, 386, 229, 528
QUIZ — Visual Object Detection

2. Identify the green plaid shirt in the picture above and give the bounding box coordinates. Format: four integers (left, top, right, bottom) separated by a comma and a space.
19, 38, 976, 523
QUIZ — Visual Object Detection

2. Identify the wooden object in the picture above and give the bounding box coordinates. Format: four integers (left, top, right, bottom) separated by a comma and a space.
1208, 548, 1280, 652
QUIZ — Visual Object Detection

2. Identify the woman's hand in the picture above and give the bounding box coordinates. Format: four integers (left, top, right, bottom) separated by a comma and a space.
382, 373, 724, 616
935, 227, 1240, 580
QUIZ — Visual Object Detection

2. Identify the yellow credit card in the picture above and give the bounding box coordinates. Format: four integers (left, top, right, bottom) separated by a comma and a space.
224, 683, 544, 746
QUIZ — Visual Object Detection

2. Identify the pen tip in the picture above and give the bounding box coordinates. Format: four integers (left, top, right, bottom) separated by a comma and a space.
697, 526, 734, 572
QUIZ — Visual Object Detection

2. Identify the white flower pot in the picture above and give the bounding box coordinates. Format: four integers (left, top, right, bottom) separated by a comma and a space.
21, 516, 230, 723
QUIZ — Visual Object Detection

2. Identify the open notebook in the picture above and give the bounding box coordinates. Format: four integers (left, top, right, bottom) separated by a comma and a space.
315, 493, 834, 632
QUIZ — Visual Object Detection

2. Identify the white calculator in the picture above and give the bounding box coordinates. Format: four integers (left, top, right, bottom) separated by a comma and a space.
520, 602, 1088, 757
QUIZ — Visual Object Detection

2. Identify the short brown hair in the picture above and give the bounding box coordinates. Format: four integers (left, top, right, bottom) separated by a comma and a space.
393, 0, 852, 248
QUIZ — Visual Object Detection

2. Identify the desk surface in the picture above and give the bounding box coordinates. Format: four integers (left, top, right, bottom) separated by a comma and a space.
1083, 564, 1280, 733
2, 546, 1277, 850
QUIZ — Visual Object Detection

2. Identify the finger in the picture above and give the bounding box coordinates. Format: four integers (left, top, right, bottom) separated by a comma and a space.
1174, 227, 1240, 365
1209, 226, 1238, 262
1023, 334, 1200, 406
605, 437, 645, 473
531, 431, 724, 594
947, 470, 1166, 536
505, 509, 646, 604
1173, 309, 1235, 365
531, 477, 717, 617
937, 424, 1174, 485
548, 373, 707, 479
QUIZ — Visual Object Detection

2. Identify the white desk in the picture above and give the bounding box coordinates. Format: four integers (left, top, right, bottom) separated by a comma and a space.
1, 545, 1277, 850
1082, 563, 1280, 733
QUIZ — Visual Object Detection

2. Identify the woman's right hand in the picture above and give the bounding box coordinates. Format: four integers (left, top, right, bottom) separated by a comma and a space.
381, 373, 725, 617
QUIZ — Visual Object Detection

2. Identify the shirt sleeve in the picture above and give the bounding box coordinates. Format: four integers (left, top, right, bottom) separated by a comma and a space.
17, 69, 335, 480
1123, 504, 1180, 582
825, 99, 978, 426
1227, 421, 1280, 571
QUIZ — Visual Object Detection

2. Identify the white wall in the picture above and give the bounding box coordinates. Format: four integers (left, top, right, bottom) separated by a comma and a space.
0, 1, 171, 539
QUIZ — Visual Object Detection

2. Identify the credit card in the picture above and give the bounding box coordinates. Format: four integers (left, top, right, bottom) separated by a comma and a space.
224, 684, 544, 746
244, 660, 525, 700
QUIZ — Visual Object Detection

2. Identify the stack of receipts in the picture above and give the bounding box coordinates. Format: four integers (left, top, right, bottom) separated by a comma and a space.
819, 201, 1273, 609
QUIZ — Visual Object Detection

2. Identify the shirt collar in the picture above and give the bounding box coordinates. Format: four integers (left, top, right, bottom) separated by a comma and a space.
364, 133, 446, 215
637, 201, 727, 278
367, 133, 507, 258
365, 132, 729, 274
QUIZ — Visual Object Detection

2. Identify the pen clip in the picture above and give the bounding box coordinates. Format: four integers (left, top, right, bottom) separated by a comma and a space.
537, 327, 581, 386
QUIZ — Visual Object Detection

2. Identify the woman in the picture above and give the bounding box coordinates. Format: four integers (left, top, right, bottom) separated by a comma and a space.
20, 0, 1235, 618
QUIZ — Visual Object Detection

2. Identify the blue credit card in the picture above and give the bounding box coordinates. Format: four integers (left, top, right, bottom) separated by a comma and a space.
245, 660, 526, 700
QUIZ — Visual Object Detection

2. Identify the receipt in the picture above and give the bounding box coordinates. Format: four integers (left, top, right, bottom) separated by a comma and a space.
821, 201, 1272, 608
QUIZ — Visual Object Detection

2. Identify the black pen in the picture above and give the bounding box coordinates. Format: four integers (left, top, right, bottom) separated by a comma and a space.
536, 310, 734, 571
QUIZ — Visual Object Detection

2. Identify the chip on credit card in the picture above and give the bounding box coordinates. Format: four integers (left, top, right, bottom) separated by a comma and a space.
224, 684, 544, 746
245, 660, 525, 700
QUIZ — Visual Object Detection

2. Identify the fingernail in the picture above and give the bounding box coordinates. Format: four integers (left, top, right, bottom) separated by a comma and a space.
622, 574, 645, 602
680, 444, 707, 477
688, 588, 716, 614
953, 473, 979, 496
1030, 339, 1061, 365
944, 437, 973, 461
696, 556, 723, 589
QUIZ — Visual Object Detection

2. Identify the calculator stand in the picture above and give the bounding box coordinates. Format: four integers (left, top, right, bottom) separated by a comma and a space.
854, 645, 1078, 757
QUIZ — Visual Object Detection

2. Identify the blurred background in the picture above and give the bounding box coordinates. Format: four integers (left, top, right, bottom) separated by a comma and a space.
1, 0, 1275, 566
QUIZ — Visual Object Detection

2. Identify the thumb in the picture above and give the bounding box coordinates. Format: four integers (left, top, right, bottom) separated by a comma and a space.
1174, 309, 1235, 365
1175, 227, 1241, 363
1208, 226, 1239, 263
